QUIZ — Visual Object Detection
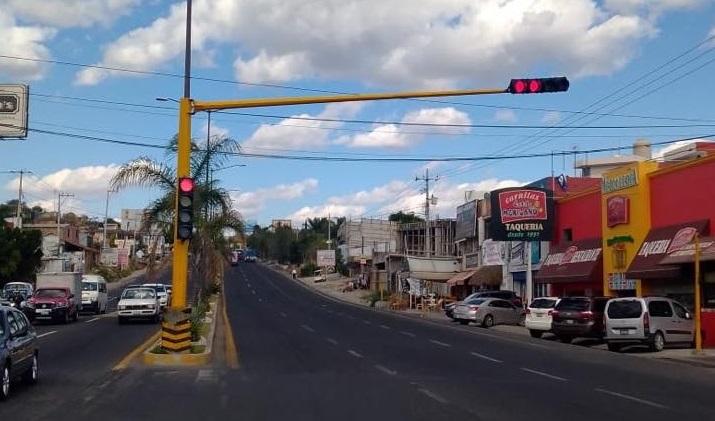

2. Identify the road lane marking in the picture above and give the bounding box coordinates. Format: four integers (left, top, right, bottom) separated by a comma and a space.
379, 324, 391, 330
321, 304, 327, 307
301, 324, 315, 333
85, 317, 100, 323
279, 312, 287, 318
326, 338, 339, 345
594, 388, 668, 409
223, 289, 240, 370
362, 319, 372, 325
429, 339, 452, 348
258, 298, 263, 302
37, 331, 57, 339
470, 352, 502, 363
374, 365, 397, 376
418, 388, 448, 404
521, 368, 567, 382
252, 290, 256, 295
247, 283, 251, 287
400, 331, 416, 338
113, 330, 162, 371
347, 350, 363, 358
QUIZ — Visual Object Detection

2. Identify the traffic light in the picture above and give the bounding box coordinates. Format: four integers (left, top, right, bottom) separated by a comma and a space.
508, 77, 569, 94
177, 177, 195, 240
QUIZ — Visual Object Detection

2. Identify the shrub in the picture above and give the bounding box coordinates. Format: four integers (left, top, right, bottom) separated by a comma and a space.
300, 262, 318, 277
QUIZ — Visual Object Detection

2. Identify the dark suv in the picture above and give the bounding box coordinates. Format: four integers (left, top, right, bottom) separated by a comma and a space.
0, 306, 39, 400
551, 296, 610, 343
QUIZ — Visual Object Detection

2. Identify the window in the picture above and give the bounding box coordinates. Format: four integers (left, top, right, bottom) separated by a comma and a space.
530, 298, 557, 309
14, 311, 28, 333
490, 300, 511, 308
36, 289, 67, 298
556, 298, 590, 311
563, 228, 573, 242
82, 282, 98, 291
648, 301, 673, 318
466, 298, 487, 305
672, 302, 690, 319
0, 313, 4, 337
607, 300, 643, 319
99, 283, 107, 293
7, 312, 19, 336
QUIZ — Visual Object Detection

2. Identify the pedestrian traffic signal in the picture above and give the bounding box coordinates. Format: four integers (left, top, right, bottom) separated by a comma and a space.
177, 177, 195, 240
508, 77, 569, 94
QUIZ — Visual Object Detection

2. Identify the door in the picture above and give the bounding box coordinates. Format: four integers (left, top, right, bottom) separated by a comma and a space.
647, 300, 676, 342
671, 302, 694, 343
5, 312, 30, 375
489, 300, 517, 325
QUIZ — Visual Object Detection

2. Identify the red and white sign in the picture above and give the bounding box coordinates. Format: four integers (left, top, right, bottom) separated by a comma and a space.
667, 227, 698, 253
606, 196, 629, 227
498, 189, 548, 223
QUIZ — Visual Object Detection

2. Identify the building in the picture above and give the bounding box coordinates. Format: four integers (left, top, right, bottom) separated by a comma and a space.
574, 139, 651, 177
24, 215, 99, 272
271, 219, 292, 229
120, 209, 145, 232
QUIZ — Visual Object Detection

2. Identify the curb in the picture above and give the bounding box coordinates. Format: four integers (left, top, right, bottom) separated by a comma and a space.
141, 296, 219, 367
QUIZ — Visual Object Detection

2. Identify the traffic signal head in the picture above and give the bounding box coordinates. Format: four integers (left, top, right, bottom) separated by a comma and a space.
177, 177, 195, 240
508, 77, 569, 94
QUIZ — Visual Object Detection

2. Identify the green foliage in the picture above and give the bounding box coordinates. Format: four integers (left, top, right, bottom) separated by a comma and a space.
389, 211, 424, 224
334, 248, 349, 276
190, 295, 211, 342
91, 265, 134, 283
150, 345, 169, 354
0, 227, 43, 285
300, 262, 318, 277
362, 290, 388, 307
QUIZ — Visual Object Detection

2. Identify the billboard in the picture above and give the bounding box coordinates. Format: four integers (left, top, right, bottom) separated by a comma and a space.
490, 187, 554, 241
316, 249, 336, 267
0, 84, 29, 138
455, 200, 477, 241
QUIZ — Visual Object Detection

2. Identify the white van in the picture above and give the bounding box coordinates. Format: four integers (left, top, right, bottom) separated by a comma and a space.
604, 297, 693, 352
81, 275, 108, 315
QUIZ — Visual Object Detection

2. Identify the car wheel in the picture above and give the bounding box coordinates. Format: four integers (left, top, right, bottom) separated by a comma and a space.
458, 319, 469, 325
95, 305, 101, 316
24, 354, 38, 385
482, 314, 494, 328
529, 330, 543, 339
607, 342, 622, 352
1, 364, 10, 400
558, 335, 573, 344
650, 331, 665, 352
63, 311, 70, 324
73, 309, 79, 322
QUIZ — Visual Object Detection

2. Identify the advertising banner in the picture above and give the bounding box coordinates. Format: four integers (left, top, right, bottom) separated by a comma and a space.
481, 240, 504, 266
490, 187, 554, 241
317, 249, 336, 267
455, 200, 477, 241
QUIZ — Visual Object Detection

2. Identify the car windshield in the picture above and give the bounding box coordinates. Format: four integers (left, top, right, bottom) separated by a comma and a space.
466, 298, 488, 305
4, 284, 29, 293
607, 300, 643, 319
556, 298, 590, 311
122, 289, 156, 299
530, 298, 557, 309
82, 282, 98, 291
36, 289, 67, 298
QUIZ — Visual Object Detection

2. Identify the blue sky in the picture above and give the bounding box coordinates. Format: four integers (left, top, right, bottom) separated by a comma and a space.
1, 0, 714, 226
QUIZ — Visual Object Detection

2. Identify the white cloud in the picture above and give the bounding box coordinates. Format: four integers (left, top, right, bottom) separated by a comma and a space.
242, 102, 363, 150
233, 178, 318, 217
541, 111, 562, 124
337, 124, 411, 149
0, 9, 56, 80
6, 0, 140, 28
493, 109, 518, 123
72, 0, 707, 87
5, 164, 120, 196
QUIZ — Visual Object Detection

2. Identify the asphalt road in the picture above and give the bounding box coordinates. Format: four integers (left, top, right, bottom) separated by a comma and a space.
47, 262, 715, 421
0, 269, 168, 420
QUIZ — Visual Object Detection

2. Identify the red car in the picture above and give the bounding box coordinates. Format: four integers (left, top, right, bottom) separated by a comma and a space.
28, 288, 79, 324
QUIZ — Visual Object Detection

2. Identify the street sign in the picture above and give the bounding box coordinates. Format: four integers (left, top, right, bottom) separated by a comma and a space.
317, 249, 335, 267
0, 84, 29, 138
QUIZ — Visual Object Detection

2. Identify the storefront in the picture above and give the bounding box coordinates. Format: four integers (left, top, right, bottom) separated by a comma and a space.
535, 238, 603, 297
446, 265, 503, 299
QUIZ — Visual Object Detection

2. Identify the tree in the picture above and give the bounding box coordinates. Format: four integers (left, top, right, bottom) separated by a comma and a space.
389, 211, 424, 224
0, 227, 43, 285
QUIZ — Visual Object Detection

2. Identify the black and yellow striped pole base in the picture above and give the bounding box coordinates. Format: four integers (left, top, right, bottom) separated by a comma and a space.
161, 314, 192, 353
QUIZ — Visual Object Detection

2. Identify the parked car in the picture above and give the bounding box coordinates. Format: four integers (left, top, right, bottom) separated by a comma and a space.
604, 297, 693, 352
27, 288, 79, 324
453, 297, 524, 328
525, 297, 561, 338
81, 275, 108, 315
0, 306, 39, 401
444, 301, 458, 319
551, 296, 610, 343
313, 269, 327, 283
117, 287, 161, 324
470, 290, 523, 308
1, 283, 33, 315
141, 283, 170, 308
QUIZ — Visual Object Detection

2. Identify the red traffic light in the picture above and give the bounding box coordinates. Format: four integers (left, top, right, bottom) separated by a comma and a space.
508, 77, 569, 94
179, 177, 195, 193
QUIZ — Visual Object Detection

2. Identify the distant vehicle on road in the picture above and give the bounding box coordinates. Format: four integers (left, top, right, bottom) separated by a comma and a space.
141, 283, 170, 308
0, 306, 39, 401
117, 287, 161, 324
604, 297, 693, 352
28, 288, 79, 323
35, 272, 82, 313
453, 297, 524, 328
525, 297, 561, 338
1, 283, 33, 314
230, 251, 240, 266
551, 296, 610, 343
81, 275, 108, 315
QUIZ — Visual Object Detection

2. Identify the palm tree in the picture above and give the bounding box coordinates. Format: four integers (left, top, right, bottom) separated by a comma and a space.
111, 134, 244, 294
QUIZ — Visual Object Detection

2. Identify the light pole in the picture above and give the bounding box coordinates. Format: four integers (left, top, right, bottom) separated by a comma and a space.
103, 188, 117, 249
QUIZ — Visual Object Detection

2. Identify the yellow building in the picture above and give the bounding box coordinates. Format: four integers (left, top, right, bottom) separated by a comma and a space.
601, 161, 659, 297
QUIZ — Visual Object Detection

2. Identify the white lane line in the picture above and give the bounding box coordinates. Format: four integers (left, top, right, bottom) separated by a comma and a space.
321, 304, 327, 307
300, 324, 315, 333
279, 312, 287, 318
521, 368, 567, 382
85, 317, 100, 323
247, 283, 251, 287
379, 324, 391, 330
347, 350, 363, 358
326, 338, 339, 345
251, 290, 256, 295
374, 364, 397, 376
258, 298, 263, 302
400, 331, 416, 338
470, 352, 502, 363
594, 388, 668, 409
429, 339, 452, 348
418, 388, 448, 404
362, 320, 372, 325
37, 331, 57, 339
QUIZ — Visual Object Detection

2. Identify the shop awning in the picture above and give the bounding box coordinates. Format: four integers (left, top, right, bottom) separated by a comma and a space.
467, 265, 503, 286
659, 236, 715, 265
535, 238, 603, 284
626, 220, 709, 279
446, 270, 477, 286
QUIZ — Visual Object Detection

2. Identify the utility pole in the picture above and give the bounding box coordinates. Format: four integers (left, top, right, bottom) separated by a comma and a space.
327, 212, 331, 250
103, 188, 117, 249
416, 168, 438, 257
1, 170, 31, 228
57, 192, 74, 257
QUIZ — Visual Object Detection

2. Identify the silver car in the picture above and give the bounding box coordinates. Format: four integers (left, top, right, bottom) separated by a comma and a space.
453, 297, 524, 328
604, 297, 693, 352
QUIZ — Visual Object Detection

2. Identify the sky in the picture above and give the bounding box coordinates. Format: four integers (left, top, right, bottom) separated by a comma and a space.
1, 0, 714, 226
